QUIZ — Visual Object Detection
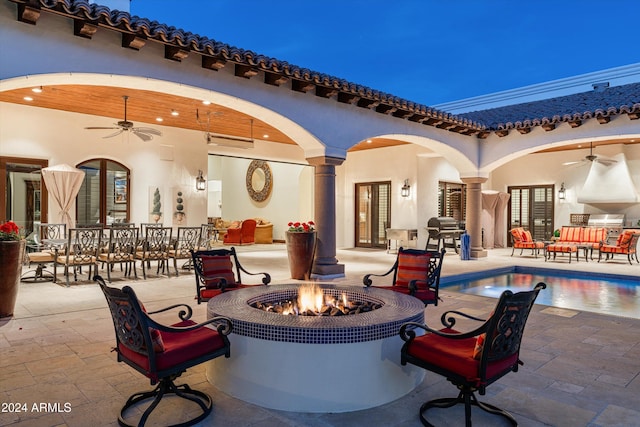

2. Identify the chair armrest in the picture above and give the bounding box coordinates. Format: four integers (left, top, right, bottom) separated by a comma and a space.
145, 303, 194, 321
399, 319, 488, 343
147, 315, 233, 336
236, 264, 271, 285
363, 265, 396, 287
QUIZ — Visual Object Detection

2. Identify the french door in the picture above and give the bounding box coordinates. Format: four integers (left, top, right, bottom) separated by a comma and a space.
355, 181, 391, 249
508, 185, 555, 243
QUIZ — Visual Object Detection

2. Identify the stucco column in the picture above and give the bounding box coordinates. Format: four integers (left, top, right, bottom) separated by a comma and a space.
306, 156, 345, 278
461, 176, 488, 258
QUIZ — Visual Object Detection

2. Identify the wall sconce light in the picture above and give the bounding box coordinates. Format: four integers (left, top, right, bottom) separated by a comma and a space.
401, 179, 411, 198
558, 182, 566, 200
196, 170, 206, 191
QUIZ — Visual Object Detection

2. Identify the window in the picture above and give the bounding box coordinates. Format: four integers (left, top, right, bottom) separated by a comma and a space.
438, 181, 466, 221
508, 185, 554, 242
355, 182, 391, 248
76, 159, 130, 226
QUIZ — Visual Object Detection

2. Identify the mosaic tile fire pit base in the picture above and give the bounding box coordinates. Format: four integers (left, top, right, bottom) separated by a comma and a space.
206, 284, 426, 413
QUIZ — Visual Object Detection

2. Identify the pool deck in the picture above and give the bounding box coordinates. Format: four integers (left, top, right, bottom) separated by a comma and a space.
1, 246, 639, 426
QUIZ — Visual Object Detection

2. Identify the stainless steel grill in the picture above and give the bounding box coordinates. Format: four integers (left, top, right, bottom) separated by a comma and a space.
587, 214, 624, 242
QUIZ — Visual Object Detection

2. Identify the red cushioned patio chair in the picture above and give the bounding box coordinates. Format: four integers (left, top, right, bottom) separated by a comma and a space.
399, 282, 546, 427
363, 247, 445, 306
222, 219, 257, 245
191, 247, 271, 304
95, 275, 232, 427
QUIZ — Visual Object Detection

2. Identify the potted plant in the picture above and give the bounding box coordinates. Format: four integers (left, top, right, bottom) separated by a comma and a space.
151, 187, 162, 223
0, 221, 26, 317
285, 221, 316, 280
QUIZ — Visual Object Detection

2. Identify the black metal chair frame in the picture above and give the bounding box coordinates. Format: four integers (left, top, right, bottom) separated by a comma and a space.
99, 227, 139, 282
135, 227, 171, 280
53, 227, 102, 287
21, 223, 67, 282
168, 226, 201, 276
399, 283, 546, 427
598, 232, 640, 264
191, 247, 271, 304
363, 247, 445, 306
95, 275, 232, 427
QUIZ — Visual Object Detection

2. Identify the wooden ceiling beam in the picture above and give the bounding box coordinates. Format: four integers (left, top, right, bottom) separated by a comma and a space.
17, 4, 40, 25
235, 64, 259, 79
316, 86, 338, 98
264, 72, 288, 86
122, 33, 146, 50
202, 56, 226, 71
165, 45, 189, 62
291, 80, 315, 93
337, 93, 359, 104
73, 20, 97, 39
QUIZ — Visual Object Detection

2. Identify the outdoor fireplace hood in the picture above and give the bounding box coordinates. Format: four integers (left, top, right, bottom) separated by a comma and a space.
577, 153, 639, 204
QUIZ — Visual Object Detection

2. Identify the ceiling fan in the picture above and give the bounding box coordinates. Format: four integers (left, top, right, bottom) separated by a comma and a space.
562, 141, 617, 166
85, 95, 162, 142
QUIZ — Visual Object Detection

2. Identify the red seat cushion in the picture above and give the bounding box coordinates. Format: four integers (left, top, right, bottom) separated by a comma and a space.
200, 255, 236, 289
118, 320, 226, 381
199, 283, 258, 300
406, 328, 518, 387
395, 252, 432, 289
381, 285, 436, 303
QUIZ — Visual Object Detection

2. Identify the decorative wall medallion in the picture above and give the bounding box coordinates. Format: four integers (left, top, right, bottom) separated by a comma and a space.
246, 160, 272, 202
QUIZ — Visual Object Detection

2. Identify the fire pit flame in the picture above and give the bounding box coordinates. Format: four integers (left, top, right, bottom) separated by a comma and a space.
251, 283, 380, 316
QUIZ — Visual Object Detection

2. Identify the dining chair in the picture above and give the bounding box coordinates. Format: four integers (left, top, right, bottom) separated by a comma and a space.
168, 226, 201, 276
98, 227, 139, 281
53, 227, 102, 287
135, 226, 171, 279
21, 223, 67, 282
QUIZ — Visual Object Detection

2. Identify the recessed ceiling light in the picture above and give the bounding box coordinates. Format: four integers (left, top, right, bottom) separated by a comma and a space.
23, 96, 33, 101
366, 139, 372, 143
262, 134, 269, 139
156, 117, 163, 122
32, 86, 43, 93
202, 100, 211, 105
171, 110, 179, 116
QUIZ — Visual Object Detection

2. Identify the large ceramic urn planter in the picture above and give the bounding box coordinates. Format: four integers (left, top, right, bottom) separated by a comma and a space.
0, 240, 26, 318
285, 231, 316, 280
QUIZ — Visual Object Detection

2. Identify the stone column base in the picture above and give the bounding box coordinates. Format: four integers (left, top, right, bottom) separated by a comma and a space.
471, 249, 488, 258
311, 262, 345, 279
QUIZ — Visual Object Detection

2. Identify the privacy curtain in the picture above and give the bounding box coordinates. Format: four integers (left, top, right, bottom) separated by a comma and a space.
41, 164, 85, 229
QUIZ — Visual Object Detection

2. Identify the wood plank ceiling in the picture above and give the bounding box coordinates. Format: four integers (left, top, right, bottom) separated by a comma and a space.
0, 84, 636, 153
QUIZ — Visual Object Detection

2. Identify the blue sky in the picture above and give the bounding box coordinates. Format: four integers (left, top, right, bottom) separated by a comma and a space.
130, 0, 640, 106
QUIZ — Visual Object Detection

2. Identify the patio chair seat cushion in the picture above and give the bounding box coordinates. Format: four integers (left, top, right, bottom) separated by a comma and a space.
380, 285, 436, 303
546, 244, 577, 253
97, 253, 134, 261
199, 283, 258, 300
55, 255, 97, 264
559, 227, 584, 243
118, 319, 226, 379
514, 241, 544, 249
405, 327, 518, 387
28, 251, 55, 263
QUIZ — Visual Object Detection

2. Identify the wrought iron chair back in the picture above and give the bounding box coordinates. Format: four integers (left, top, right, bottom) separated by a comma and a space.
99, 227, 139, 281
53, 227, 102, 286
169, 226, 201, 276
135, 226, 171, 279
199, 223, 217, 250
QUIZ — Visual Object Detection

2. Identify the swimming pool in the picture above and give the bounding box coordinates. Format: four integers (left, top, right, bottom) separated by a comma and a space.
441, 266, 639, 319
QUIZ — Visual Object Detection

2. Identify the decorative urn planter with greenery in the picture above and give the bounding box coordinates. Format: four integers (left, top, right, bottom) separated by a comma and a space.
151, 187, 162, 223
0, 221, 26, 318
285, 221, 316, 280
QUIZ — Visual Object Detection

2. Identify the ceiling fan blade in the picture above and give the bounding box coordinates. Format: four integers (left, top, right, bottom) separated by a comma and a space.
595, 158, 617, 165
132, 131, 153, 142
132, 127, 162, 136
85, 126, 120, 130
562, 160, 581, 166
102, 129, 124, 139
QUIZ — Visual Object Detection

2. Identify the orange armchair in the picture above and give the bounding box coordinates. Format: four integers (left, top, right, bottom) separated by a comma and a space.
223, 219, 257, 245
599, 230, 640, 264
510, 227, 544, 258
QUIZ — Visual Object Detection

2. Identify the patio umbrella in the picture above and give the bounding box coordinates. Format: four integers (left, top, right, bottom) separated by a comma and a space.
41, 164, 85, 229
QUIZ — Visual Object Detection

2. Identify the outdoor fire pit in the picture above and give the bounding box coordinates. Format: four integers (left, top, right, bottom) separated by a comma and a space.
206, 283, 425, 412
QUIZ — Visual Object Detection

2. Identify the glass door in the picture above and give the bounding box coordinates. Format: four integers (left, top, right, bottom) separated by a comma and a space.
355, 181, 390, 249
508, 185, 554, 243
0, 156, 49, 237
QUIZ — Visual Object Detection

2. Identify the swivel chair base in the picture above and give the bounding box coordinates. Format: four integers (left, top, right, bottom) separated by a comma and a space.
419, 387, 517, 427
119, 375, 212, 427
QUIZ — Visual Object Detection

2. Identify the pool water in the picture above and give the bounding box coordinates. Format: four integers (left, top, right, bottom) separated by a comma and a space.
442, 267, 640, 319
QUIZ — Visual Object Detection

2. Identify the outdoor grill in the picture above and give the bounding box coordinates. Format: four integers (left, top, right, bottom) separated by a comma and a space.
587, 214, 625, 243
425, 217, 465, 253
